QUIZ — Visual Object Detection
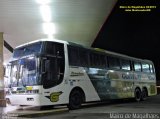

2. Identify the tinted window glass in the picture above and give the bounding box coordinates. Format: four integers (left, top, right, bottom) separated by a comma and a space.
150, 64, 154, 73
134, 62, 141, 72
121, 59, 131, 70
90, 53, 98, 67
68, 46, 79, 66
108, 56, 120, 69
79, 48, 88, 67
55, 43, 64, 57
45, 42, 55, 55
99, 54, 106, 68
42, 57, 58, 88
142, 63, 150, 73
45, 42, 64, 57
13, 42, 42, 58
89, 52, 106, 68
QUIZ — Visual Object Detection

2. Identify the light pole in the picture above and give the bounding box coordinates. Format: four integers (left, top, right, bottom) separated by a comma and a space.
0, 32, 6, 107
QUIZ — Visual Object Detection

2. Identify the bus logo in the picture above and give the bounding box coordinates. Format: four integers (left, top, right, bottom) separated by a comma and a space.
50, 92, 63, 102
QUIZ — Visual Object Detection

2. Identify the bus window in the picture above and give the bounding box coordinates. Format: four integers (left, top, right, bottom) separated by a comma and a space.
56, 43, 65, 57
13, 42, 42, 58
89, 52, 106, 68
79, 48, 89, 67
45, 42, 64, 57
68, 46, 80, 66
89, 53, 98, 68
108, 56, 120, 69
45, 42, 56, 55
42, 57, 58, 88
121, 59, 131, 71
142, 63, 150, 73
150, 64, 154, 73
99, 54, 106, 68
134, 62, 141, 72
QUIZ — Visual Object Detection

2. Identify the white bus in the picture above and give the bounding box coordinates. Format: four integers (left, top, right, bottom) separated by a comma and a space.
6, 39, 157, 109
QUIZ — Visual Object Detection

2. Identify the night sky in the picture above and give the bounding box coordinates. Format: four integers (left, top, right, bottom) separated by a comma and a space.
92, 0, 160, 84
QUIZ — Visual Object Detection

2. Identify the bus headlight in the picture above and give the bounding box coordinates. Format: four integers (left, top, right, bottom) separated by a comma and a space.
33, 89, 39, 94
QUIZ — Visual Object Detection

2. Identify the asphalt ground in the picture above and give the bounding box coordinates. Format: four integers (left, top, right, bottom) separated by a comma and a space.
1, 94, 160, 119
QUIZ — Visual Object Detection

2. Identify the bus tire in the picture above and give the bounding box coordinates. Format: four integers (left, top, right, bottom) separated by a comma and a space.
134, 88, 141, 102
68, 89, 83, 110
141, 88, 148, 101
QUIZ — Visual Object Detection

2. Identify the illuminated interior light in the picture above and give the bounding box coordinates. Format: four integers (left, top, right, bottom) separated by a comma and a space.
3, 62, 7, 66
43, 22, 56, 35
36, 0, 51, 4
109, 70, 114, 73
40, 5, 51, 22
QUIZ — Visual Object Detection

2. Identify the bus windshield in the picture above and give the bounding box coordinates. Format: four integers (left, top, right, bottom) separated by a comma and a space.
13, 42, 42, 58
10, 57, 38, 87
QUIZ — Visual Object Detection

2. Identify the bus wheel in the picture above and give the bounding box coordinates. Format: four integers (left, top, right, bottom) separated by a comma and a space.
68, 90, 82, 110
141, 88, 148, 101
134, 88, 141, 102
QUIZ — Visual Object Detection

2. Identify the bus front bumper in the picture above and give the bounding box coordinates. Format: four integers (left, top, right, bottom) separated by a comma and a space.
6, 94, 50, 106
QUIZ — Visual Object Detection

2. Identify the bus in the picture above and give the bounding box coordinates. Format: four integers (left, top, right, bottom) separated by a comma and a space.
5, 39, 157, 109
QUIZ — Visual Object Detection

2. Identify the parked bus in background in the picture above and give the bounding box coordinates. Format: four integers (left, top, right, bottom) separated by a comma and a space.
5, 39, 157, 109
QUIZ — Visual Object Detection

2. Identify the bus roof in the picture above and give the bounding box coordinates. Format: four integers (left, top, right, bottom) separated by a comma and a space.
97, 48, 153, 64
15, 39, 69, 49
68, 43, 153, 64
92, 48, 152, 64
15, 39, 153, 64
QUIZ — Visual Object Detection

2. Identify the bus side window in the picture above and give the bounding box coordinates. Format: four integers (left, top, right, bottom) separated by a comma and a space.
149, 64, 154, 73
68, 46, 80, 66
108, 56, 120, 69
89, 52, 105, 68
134, 62, 142, 72
142, 63, 150, 73
56, 43, 64, 57
79, 48, 89, 67
99, 54, 106, 68
121, 59, 131, 71
89, 53, 95, 67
